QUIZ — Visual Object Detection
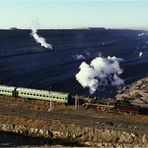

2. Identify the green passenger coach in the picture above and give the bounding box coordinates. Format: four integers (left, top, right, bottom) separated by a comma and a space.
0, 85, 15, 96
0, 85, 70, 103
16, 87, 69, 103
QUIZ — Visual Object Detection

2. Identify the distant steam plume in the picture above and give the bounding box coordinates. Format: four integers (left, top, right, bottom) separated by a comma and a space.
75, 56, 124, 94
139, 51, 143, 58
73, 54, 85, 60
31, 28, 53, 49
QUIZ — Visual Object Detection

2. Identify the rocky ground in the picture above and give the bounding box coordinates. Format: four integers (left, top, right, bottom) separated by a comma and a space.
0, 77, 148, 147
116, 76, 148, 106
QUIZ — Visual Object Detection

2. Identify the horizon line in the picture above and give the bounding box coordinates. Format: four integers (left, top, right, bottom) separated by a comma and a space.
0, 26, 148, 31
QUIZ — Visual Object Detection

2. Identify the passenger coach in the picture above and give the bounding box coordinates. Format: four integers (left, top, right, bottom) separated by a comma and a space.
0, 85, 70, 103
0, 85, 16, 96
16, 87, 69, 103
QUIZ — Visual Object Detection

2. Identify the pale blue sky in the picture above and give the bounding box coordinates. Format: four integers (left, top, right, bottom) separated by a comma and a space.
0, 0, 148, 29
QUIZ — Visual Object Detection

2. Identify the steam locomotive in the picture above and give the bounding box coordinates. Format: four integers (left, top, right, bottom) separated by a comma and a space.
83, 99, 140, 114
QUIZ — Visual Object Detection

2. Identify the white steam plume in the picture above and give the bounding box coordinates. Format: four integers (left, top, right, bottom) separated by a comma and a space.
76, 54, 85, 60
73, 54, 85, 60
75, 56, 124, 94
139, 51, 143, 58
31, 28, 53, 49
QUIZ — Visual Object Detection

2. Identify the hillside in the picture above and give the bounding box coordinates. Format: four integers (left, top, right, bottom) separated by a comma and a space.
116, 77, 148, 107
0, 29, 148, 98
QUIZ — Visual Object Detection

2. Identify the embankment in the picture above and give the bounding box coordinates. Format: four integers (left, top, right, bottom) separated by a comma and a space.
0, 114, 148, 147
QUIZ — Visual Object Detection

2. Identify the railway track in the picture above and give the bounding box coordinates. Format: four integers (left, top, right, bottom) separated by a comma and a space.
0, 98, 121, 128
0, 107, 97, 127
1, 104, 147, 131
0, 97, 94, 126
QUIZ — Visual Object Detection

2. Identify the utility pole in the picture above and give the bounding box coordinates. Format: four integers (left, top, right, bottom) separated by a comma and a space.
49, 100, 54, 112
74, 86, 79, 109
48, 85, 54, 112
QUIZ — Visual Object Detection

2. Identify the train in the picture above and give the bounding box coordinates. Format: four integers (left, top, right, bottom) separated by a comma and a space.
83, 99, 141, 114
0, 85, 70, 103
0, 85, 146, 114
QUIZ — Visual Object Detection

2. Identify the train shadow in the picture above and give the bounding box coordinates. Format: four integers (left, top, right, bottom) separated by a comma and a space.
140, 107, 148, 115
0, 131, 85, 147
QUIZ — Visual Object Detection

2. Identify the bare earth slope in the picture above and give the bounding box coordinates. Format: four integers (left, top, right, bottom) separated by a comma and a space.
116, 77, 148, 107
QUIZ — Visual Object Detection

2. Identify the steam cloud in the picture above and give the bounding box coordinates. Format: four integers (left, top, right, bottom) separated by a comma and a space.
31, 28, 53, 49
73, 54, 85, 60
139, 51, 143, 58
75, 56, 124, 94
138, 32, 148, 37
76, 55, 85, 60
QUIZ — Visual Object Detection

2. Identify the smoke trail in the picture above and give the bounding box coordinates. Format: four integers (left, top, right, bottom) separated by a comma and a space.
31, 28, 53, 49
75, 56, 124, 94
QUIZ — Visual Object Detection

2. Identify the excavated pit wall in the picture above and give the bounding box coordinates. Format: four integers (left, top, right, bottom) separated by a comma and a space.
0, 119, 148, 147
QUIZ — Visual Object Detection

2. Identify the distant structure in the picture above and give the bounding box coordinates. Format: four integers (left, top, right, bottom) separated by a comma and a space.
9, 27, 19, 30
89, 27, 106, 31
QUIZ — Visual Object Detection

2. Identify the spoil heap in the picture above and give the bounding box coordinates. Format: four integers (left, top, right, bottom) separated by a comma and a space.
116, 77, 148, 106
